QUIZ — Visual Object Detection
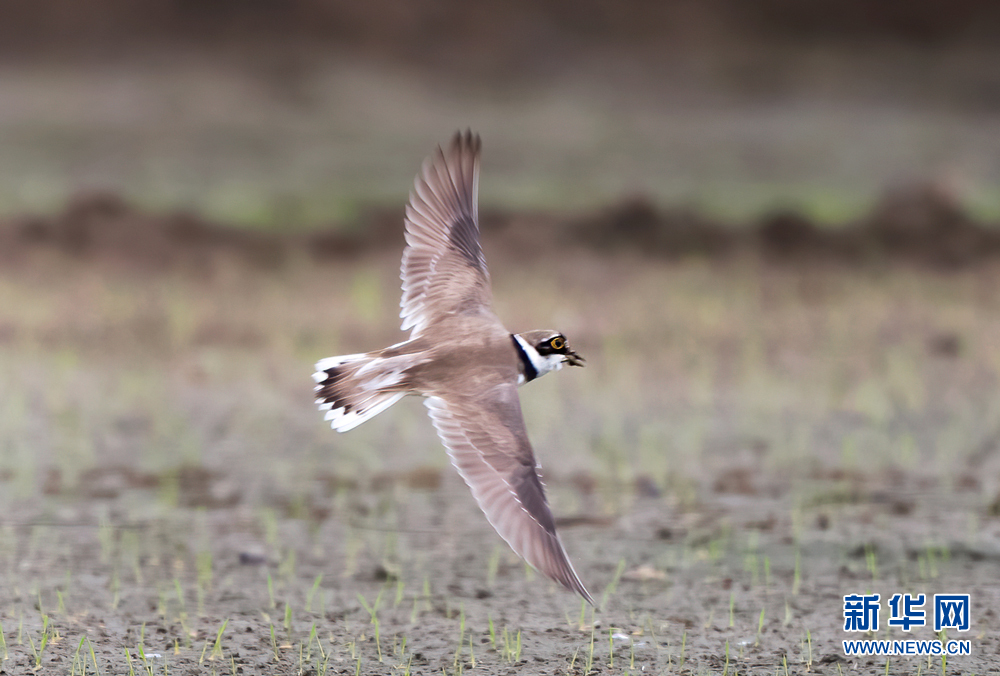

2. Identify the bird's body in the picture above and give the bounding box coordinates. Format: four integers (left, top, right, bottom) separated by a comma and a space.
314, 131, 592, 603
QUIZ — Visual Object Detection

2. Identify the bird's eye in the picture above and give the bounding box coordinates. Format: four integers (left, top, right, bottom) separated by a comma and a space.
550, 337, 565, 351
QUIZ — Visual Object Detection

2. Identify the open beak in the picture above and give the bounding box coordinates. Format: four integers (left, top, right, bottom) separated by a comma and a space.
564, 349, 585, 367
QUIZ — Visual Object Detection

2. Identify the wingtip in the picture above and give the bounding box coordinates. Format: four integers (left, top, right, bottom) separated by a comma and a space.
540, 553, 594, 605
562, 562, 596, 606
448, 128, 482, 157
548, 534, 595, 605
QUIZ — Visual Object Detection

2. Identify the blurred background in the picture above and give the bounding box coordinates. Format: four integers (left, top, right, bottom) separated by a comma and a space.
2, 0, 1000, 222
2, 2, 1000, 673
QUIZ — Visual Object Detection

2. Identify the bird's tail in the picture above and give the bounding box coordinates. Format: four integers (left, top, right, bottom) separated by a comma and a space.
313, 351, 415, 432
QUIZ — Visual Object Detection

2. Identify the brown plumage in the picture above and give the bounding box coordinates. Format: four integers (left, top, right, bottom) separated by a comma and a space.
314, 131, 592, 603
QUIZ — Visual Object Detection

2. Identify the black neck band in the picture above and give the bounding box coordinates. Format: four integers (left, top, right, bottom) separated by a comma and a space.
511, 334, 538, 382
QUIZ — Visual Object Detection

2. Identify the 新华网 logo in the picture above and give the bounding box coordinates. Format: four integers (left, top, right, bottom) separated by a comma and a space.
842, 592, 971, 657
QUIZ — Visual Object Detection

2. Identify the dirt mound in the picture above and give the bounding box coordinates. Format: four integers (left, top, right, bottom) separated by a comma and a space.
574, 183, 1000, 268
573, 197, 736, 258
1, 192, 289, 269
0, 192, 398, 271
755, 183, 1000, 267
3, 185, 999, 271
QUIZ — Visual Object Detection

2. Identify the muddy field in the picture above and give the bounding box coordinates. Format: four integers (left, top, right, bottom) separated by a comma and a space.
3, 6, 1000, 671
2, 202, 1000, 675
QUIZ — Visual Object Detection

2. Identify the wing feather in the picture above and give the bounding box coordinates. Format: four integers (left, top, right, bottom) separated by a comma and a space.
400, 131, 493, 336
425, 390, 593, 603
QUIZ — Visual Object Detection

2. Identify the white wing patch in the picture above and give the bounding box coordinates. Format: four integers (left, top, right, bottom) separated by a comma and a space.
313, 352, 415, 433
312, 353, 366, 381
323, 392, 405, 433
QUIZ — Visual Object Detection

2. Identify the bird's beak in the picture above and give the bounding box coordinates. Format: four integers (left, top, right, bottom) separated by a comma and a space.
564, 349, 585, 367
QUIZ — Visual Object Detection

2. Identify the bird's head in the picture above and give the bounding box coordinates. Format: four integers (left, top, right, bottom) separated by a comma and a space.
513, 330, 585, 383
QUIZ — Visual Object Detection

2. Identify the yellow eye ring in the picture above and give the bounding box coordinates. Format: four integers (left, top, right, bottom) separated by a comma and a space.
550, 337, 565, 350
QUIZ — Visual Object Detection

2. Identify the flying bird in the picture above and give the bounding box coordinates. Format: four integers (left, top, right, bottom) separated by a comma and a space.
313, 131, 592, 603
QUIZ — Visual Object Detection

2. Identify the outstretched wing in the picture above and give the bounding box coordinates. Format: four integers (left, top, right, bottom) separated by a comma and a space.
425, 387, 593, 603
400, 131, 495, 337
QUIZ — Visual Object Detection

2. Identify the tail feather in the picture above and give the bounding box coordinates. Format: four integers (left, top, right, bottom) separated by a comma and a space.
313, 352, 412, 432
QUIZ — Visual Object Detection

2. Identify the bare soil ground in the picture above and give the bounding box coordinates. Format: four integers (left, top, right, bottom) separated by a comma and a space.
2, 207, 1000, 675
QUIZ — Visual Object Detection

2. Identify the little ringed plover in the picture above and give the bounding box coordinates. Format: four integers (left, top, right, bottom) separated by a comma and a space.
313, 131, 592, 603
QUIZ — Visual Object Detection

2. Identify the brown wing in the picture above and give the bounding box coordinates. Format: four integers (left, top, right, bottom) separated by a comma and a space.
400, 131, 495, 337
425, 388, 594, 603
